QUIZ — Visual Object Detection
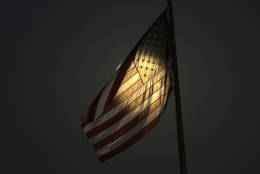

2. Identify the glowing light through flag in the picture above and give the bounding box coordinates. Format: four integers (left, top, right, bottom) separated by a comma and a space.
81, 9, 173, 162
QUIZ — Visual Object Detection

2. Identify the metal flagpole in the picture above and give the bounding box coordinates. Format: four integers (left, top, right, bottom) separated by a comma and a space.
167, 0, 188, 174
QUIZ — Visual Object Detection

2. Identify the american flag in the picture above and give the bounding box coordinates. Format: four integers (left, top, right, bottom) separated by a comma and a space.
81, 9, 174, 162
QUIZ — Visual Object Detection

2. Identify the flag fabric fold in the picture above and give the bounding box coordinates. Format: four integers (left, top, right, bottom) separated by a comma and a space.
81, 8, 174, 162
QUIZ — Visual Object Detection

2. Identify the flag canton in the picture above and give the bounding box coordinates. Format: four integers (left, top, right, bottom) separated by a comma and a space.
134, 12, 169, 83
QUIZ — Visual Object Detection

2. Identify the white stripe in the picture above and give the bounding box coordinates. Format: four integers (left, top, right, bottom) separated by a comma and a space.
114, 73, 140, 98
89, 86, 165, 144
82, 70, 166, 133
96, 106, 163, 155
94, 74, 117, 120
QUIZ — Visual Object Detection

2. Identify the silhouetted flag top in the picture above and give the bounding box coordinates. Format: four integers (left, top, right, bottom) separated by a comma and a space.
81, 9, 174, 162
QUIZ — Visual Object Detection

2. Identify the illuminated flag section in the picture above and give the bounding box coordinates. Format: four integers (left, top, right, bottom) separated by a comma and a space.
81, 9, 174, 162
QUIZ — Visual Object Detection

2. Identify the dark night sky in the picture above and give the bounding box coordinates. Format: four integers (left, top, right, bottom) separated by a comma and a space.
5, 0, 260, 174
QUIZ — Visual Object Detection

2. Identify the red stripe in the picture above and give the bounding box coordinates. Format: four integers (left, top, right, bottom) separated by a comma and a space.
101, 79, 142, 115
104, 53, 135, 110
81, 87, 105, 128
120, 66, 137, 85
98, 116, 161, 162
93, 99, 162, 150
86, 105, 131, 138
86, 85, 164, 138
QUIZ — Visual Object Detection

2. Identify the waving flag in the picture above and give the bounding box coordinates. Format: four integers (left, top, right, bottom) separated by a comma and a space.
81, 9, 174, 162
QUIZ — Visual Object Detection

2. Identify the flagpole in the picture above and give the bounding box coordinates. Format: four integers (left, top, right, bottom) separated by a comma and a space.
167, 1, 188, 174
